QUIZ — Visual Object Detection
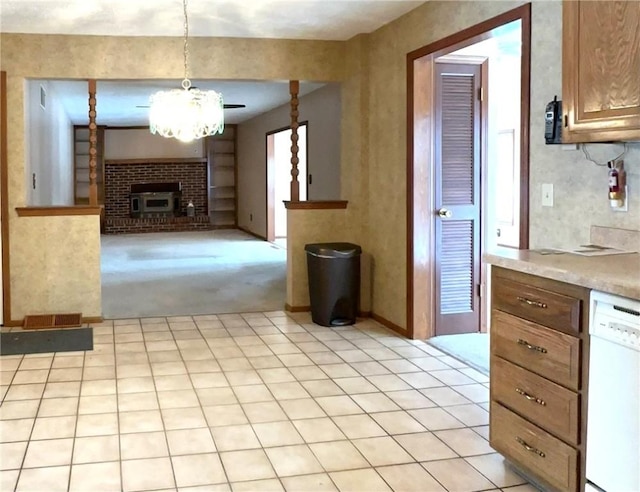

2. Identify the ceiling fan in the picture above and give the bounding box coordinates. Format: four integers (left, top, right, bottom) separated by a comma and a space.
136, 84, 246, 109
136, 103, 245, 109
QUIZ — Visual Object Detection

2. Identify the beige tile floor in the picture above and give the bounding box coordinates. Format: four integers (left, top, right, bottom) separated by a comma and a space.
0, 312, 539, 492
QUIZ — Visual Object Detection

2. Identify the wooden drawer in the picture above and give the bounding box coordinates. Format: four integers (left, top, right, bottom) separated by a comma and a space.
490, 401, 578, 492
493, 277, 581, 334
492, 309, 581, 390
491, 356, 579, 445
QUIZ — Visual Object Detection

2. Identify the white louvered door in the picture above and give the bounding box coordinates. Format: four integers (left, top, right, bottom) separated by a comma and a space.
434, 62, 482, 336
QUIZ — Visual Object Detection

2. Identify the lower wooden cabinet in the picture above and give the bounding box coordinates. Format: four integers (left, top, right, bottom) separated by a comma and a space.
491, 402, 579, 492
492, 357, 579, 446
490, 267, 590, 492
492, 309, 581, 390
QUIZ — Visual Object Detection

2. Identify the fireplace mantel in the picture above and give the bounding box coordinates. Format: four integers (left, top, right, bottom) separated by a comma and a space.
105, 158, 207, 165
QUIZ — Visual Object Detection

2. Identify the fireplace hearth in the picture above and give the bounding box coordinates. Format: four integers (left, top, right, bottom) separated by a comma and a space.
130, 182, 182, 218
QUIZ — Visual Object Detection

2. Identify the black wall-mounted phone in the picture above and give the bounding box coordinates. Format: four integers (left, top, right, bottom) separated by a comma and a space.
545, 96, 563, 144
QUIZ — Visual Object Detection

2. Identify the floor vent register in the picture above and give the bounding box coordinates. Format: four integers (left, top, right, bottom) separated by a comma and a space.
23, 313, 83, 330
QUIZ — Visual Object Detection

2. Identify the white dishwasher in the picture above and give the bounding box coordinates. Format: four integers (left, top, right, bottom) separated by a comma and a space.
586, 291, 640, 492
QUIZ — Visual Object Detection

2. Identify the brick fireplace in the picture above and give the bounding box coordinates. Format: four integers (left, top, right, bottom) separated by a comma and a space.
103, 159, 211, 234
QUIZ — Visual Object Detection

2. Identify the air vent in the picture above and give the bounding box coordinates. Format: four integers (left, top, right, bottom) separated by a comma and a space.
23, 313, 82, 330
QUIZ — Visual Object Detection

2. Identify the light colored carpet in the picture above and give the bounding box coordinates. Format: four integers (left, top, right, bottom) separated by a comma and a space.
427, 333, 489, 375
101, 230, 286, 319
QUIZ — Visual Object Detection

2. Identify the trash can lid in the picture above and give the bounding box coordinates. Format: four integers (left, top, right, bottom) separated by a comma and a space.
305, 242, 362, 258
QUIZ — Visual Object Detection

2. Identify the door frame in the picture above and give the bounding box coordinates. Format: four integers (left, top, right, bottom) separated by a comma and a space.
266, 121, 309, 242
0, 71, 9, 325
406, 4, 531, 340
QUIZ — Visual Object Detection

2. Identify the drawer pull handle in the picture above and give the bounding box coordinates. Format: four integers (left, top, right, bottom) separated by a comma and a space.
517, 296, 547, 309
516, 436, 546, 458
515, 387, 546, 406
516, 338, 548, 354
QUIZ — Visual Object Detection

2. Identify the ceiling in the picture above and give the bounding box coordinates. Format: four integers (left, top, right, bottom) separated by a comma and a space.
6, 0, 424, 126
0, 0, 424, 40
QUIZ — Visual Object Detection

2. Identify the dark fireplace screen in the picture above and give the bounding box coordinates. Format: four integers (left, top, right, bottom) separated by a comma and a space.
130, 182, 182, 218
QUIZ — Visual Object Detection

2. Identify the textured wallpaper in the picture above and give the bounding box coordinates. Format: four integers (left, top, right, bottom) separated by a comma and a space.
11, 215, 102, 320
528, 2, 640, 248
286, 208, 351, 308
2, 2, 638, 326
0, 33, 345, 321
345, 0, 640, 329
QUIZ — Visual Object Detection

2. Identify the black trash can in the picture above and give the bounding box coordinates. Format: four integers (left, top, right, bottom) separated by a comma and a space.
305, 242, 362, 327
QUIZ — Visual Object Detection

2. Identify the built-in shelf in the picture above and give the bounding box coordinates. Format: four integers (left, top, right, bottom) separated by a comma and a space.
207, 125, 237, 227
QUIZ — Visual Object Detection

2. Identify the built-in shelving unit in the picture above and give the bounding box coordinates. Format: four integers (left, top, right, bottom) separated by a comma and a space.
206, 125, 237, 228
74, 125, 104, 205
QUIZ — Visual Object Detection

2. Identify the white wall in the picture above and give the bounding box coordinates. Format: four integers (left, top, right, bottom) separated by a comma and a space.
25, 80, 74, 206
237, 83, 341, 237
104, 129, 205, 160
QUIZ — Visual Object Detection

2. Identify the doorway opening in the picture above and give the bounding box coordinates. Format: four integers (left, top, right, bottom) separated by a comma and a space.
266, 123, 308, 247
406, 4, 531, 371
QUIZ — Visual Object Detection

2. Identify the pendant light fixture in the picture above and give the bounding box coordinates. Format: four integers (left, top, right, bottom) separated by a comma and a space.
149, 0, 224, 142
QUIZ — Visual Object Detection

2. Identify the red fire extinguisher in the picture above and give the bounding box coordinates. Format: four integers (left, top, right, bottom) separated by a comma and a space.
608, 161, 623, 207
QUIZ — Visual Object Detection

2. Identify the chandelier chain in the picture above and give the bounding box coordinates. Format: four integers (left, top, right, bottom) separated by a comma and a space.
149, 0, 225, 141
183, 0, 190, 83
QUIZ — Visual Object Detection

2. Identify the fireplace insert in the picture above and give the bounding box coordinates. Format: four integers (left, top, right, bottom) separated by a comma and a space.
130, 182, 182, 218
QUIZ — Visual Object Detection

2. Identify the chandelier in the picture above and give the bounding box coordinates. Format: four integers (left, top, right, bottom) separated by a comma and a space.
149, 0, 224, 142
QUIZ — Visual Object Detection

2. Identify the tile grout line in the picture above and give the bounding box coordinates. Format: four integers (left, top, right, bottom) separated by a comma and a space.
3, 312, 516, 492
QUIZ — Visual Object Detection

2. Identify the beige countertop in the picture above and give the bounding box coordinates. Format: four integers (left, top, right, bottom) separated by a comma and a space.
484, 247, 640, 300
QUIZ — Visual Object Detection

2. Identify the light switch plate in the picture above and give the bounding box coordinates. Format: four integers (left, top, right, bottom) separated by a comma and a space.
542, 183, 554, 207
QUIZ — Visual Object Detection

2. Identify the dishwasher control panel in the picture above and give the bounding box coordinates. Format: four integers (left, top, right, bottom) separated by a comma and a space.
590, 291, 640, 349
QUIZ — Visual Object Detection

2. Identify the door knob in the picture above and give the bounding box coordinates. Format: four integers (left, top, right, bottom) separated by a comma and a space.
438, 208, 452, 218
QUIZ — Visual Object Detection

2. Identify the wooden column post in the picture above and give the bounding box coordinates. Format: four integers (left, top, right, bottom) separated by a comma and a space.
88, 79, 98, 206
289, 80, 300, 202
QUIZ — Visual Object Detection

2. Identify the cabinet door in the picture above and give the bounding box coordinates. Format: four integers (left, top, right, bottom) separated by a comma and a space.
562, 1, 640, 142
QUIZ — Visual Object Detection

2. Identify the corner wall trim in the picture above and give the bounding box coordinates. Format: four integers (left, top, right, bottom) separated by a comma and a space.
82, 316, 104, 324
16, 206, 102, 217
0, 71, 10, 325
284, 201, 348, 210
237, 226, 267, 241
371, 312, 408, 337
284, 304, 311, 312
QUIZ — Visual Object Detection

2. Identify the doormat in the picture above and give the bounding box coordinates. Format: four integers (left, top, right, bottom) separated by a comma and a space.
0, 328, 93, 356
427, 333, 489, 375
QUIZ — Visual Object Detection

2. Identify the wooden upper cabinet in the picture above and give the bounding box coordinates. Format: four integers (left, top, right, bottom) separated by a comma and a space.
562, 1, 640, 142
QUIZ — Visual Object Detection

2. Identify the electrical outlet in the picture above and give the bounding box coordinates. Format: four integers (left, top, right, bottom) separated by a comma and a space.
542, 183, 554, 207
613, 185, 629, 212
